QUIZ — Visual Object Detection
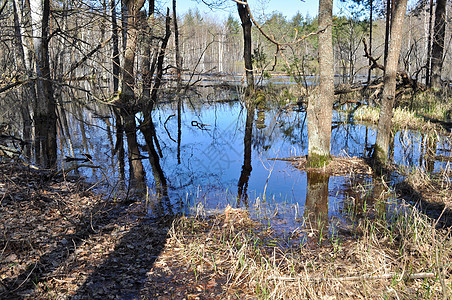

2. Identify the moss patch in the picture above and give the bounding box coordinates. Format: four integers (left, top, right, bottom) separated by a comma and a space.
306, 153, 331, 168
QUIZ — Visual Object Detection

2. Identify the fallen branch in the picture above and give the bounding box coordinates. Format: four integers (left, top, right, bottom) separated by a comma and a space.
269, 272, 435, 282
334, 82, 383, 95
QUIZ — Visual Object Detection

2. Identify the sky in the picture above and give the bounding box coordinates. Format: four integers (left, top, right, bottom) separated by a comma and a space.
159, 0, 342, 22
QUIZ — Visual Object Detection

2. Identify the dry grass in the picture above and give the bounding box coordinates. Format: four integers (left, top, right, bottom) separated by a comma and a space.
165, 199, 452, 299
397, 164, 452, 209
353, 106, 446, 133
409, 92, 452, 122
354, 105, 380, 124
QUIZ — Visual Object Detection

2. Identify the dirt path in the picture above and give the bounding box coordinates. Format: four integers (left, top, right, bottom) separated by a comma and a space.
0, 162, 179, 299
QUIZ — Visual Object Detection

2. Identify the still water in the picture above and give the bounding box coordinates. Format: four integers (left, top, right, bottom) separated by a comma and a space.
60, 88, 450, 232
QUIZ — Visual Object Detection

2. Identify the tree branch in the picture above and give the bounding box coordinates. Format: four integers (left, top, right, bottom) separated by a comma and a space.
362, 38, 385, 71
231, 0, 330, 47
63, 35, 113, 78
269, 272, 436, 282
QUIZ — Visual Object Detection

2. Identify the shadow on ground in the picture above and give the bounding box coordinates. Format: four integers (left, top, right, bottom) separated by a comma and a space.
0, 162, 173, 299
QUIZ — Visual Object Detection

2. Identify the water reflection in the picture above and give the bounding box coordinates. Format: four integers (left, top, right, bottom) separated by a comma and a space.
237, 104, 255, 208
54, 88, 450, 225
305, 172, 329, 246
113, 109, 126, 182
140, 114, 172, 216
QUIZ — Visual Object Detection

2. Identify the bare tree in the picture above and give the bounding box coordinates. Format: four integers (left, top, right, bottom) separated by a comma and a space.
111, 0, 120, 93
173, 0, 182, 90
142, 0, 154, 100
12, 0, 34, 158
426, 0, 434, 87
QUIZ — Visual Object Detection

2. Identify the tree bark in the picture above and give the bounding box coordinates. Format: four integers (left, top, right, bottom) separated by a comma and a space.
121, 0, 145, 104
426, 0, 434, 87
307, 0, 334, 167
30, 0, 57, 168
431, 0, 446, 89
110, 0, 120, 93
120, 0, 146, 189
142, 0, 154, 100
373, 0, 408, 166
237, 0, 254, 95
173, 0, 182, 90
367, 0, 373, 84
383, 0, 391, 66
13, 0, 34, 158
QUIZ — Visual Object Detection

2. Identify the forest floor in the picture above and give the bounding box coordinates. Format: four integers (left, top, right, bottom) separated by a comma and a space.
1, 159, 451, 299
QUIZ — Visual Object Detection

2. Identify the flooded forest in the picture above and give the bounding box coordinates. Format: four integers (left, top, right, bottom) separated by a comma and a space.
1, 0, 452, 298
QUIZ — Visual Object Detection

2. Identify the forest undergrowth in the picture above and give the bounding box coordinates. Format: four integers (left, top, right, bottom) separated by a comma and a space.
1, 151, 451, 299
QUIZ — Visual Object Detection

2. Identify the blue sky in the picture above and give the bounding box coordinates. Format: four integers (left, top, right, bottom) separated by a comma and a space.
159, 0, 342, 22
158, 0, 420, 22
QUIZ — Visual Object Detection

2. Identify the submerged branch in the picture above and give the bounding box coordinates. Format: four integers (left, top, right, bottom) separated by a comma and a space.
55, 164, 101, 176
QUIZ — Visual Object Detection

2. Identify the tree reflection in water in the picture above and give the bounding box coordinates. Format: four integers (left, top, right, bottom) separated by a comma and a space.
305, 171, 329, 247
141, 113, 172, 216
237, 104, 255, 208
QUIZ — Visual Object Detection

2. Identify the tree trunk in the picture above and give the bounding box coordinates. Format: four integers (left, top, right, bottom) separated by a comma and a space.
110, 0, 120, 93
140, 118, 171, 215
173, 0, 182, 90
431, 0, 446, 89
13, 0, 34, 158
113, 109, 126, 181
373, 0, 408, 166
426, 0, 434, 87
307, 0, 334, 168
367, 0, 373, 84
149, 9, 171, 110
237, 1, 254, 95
120, 0, 146, 189
30, 0, 57, 168
121, 0, 145, 104
384, 0, 391, 66
142, 0, 154, 100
